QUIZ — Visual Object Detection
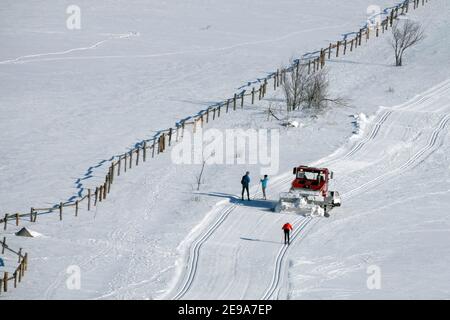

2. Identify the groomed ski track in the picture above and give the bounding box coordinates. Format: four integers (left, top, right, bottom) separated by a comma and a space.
165, 79, 450, 300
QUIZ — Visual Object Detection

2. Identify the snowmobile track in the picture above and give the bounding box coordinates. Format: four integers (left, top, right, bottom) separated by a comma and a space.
261, 216, 312, 300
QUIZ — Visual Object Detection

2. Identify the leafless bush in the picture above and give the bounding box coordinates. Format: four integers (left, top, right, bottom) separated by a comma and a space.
282, 63, 308, 111
195, 160, 206, 191
390, 20, 425, 66
282, 63, 344, 112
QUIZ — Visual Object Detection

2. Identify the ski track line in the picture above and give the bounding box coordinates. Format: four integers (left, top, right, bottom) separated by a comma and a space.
343, 113, 450, 200
172, 205, 238, 300
260, 80, 450, 299
263, 112, 449, 300
261, 216, 312, 300
324, 79, 450, 167
0, 32, 136, 65
170, 176, 292, 300
170, 79, 450, 300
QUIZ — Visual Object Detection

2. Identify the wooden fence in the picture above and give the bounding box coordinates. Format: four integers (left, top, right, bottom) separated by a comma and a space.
0, 0, 430, 294
0, 237, 28, 294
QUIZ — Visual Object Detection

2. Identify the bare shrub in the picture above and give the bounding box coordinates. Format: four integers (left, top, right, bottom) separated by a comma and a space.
390, 20, 425, 66
282, 62, 344, 112
282, 63, 308, 112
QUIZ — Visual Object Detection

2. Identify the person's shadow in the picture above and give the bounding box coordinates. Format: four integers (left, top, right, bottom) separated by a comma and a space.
194, 192, 278, 211
240, 237, 281, 245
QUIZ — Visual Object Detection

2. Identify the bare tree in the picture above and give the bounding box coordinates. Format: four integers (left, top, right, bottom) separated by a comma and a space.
282, 64, 345, 112
390, 20, 425, 66
195, 159, 206, 191
282, 63, 309, 112
304, 69, 330, 110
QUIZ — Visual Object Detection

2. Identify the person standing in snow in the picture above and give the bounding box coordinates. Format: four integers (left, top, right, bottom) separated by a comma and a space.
241, 171, 251, 201
282, 222, 293, 245
260, 175, 269, 200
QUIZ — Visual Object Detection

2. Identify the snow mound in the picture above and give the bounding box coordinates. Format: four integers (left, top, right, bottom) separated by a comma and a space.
351, 112, 370, 136
15, 227, 43, 238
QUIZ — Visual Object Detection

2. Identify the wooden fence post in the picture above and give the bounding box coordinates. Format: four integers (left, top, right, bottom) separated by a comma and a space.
336, 41, 340, 57
18, 264, 22, 283
117, 157, 121, 176
218, 104, 221, 117
75, 200, 79, 217
124, 153, 127, 172
95, 187, 98, 205
169, 128, 173, 146
136, 148, 139, 166
3, 273, 8, 292
182, 121, 185, 138
3, 214, 8, 230
59, 202, 63, 221
106, 174, 111, 194
15, 213, 19, 226
110, 164, 114, 184
328, 44, 332, 59
251, 88, 255, 104
24, 253, 28, 271
1, 237, 5, 254
152, 140, 156, 158
277, 69, 281, 88
321, 49, 326, 68
143, 142, 147, 161
129, 151, 133, 169
103, 180, 107, 199
241, 91, 245, 108
233, 94, 237, 110
99, 185, 103, 202
88, 189, 91, 211
18, 248, 22, 263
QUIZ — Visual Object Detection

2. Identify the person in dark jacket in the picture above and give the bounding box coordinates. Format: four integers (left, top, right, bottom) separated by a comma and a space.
241, 171, 251, 201
282, 223, 293, 245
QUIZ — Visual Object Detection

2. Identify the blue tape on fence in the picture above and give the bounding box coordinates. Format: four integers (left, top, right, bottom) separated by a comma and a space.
0, 257, 4, 267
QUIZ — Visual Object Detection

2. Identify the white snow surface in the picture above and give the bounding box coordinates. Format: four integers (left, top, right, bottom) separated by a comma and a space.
1, 0, 449, 299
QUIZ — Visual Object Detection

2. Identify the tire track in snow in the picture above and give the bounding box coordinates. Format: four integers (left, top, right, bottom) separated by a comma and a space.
318, 79, 450, 168
262, 79, 450, 300
343, 113, 450, 200
261, 216, 312, 300
170, 176, 292, 300
169, 80, 450, 300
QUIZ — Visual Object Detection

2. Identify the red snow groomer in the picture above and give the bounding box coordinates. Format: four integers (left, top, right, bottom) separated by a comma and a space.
275, 166, 341, 217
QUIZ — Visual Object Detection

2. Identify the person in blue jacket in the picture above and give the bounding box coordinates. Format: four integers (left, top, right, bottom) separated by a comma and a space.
241, 171, 251, 201
260, 175, 269, 200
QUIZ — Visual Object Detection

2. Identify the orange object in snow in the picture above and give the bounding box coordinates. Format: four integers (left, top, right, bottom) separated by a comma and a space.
282, 223, 293, 231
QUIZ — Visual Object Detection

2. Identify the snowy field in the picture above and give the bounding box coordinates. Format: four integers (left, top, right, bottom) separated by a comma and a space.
1, 0, 449, 299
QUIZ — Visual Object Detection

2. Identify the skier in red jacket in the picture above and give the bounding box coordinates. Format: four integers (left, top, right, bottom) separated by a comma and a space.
282, 223, 293, 245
